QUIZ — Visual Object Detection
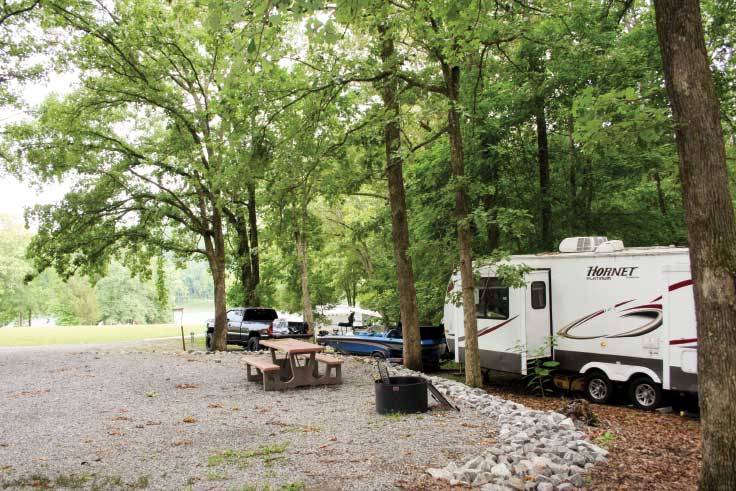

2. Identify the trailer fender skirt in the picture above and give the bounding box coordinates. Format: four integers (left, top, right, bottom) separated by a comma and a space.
579, 361, 661, 384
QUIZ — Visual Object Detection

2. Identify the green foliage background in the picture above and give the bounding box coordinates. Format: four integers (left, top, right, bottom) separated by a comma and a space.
0, 0, 734, 327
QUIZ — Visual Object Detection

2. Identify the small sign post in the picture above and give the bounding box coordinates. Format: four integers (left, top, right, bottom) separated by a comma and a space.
172, 307, 185, 351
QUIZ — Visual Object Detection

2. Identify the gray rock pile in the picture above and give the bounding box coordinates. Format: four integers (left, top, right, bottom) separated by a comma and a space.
389, 365, 608, 491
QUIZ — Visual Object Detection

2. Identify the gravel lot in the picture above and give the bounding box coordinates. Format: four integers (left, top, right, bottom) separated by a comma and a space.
0, 341, 493, 490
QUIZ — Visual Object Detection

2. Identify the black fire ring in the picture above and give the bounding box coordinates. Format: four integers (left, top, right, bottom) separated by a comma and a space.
375, 376, 428, 414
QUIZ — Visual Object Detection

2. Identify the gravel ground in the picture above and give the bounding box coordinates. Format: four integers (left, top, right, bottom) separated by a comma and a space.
0, 341, 493, 490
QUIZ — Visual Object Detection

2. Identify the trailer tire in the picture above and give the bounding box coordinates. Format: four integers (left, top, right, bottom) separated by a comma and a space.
585, 371, 614, 404
247, 336, 260, 352
629, 377, 662, 410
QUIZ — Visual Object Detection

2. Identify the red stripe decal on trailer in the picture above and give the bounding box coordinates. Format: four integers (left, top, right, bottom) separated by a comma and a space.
670, 338, 697, 345
650, 295, 662, 302
478, 315, 519, 337
555, 310, 606, 340
669, 279, 693, 292
622, 304, 662, 312
614, 299, 635, 308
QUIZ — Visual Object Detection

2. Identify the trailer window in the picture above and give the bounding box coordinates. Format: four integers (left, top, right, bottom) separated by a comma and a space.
531, 281, 546, 309
476, 278, 509, 320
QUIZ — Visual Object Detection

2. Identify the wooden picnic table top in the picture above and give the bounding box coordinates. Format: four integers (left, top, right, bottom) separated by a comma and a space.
259, 338, 325, 355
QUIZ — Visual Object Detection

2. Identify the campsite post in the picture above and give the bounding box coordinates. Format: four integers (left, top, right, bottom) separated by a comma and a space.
172, 307, 185, 350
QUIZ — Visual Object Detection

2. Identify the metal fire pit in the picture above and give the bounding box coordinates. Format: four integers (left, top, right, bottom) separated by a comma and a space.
375, 376, 428, 414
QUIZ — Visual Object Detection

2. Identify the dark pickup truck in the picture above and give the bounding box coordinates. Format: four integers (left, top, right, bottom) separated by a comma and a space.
205, 307, 310, 351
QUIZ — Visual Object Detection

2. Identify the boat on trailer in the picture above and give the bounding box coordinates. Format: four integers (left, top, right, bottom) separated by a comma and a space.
316, 325, 448, 370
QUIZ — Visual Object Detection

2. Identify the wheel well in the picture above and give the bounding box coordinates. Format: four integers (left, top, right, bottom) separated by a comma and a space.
627, 373, 656, 384
584, 368, 607, 379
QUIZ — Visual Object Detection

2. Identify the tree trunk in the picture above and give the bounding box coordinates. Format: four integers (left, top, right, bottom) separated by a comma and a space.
653, 2, 736, 489
296, 203, 314, 337
524, 42, 552, 249
28, 308, 31, 327
211, 253, 227, 351
582, 156, 594, 229
444, 63, 482, 388
240, 259, 257, 305
343, 278, 357, 307
247, 182, 260, 302
379, 23, 422, 371
343, 280, 353, 307
480, 131, 500, 251
230, 183, 260, 307
233, 217, 256, 306
653, 170, 668, 218
536, 102, 552, 251
207, 212, 228, 352
568, 113, 580, 232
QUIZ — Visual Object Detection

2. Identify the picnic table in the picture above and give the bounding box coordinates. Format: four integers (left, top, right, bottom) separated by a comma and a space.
243, 338, 343, 391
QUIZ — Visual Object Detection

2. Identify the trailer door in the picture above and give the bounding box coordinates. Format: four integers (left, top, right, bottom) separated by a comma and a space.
525, 270, 552, 358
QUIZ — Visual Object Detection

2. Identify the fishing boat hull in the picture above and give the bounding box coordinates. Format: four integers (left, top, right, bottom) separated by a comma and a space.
317, 326, 447, 370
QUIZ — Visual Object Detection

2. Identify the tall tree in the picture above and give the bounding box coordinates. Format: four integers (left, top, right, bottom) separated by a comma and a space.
376, 16, 422, 370
4, 0, 288, 350
395, 1, 520, 387
653, 1, 736, 489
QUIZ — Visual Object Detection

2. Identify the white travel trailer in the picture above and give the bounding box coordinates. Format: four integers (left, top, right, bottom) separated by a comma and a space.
443, 237, 698, 410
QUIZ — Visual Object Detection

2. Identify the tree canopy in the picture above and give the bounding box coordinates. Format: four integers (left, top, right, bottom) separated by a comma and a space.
0, 0, 734, 339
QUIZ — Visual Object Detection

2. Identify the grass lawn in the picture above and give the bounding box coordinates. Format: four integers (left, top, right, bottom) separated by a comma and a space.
0, 324, 202, 347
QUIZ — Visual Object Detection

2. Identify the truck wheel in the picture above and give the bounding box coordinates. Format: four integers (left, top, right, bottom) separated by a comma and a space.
585, 371, 614, 404
629, 376, 662, 410
371, 351, 386, 360
205, 333, 213, 351
247, 336, 260, 352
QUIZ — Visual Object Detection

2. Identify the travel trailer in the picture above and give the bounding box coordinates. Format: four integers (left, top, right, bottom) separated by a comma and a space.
443, 237, 698, 410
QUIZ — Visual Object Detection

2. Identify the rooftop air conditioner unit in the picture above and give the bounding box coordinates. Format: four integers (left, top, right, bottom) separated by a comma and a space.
558, 236, 608, 253
595, 240, 625, 253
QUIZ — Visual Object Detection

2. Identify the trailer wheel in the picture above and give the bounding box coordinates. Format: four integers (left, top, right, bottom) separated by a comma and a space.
629, 377, 662, 410
585, 371, 613, 404
247, 336, 260, 352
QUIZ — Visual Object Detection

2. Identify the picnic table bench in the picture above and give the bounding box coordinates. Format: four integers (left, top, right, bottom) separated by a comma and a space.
315, 353, 343, 384
243, 339, 343, 390
242, 355, 281, 390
